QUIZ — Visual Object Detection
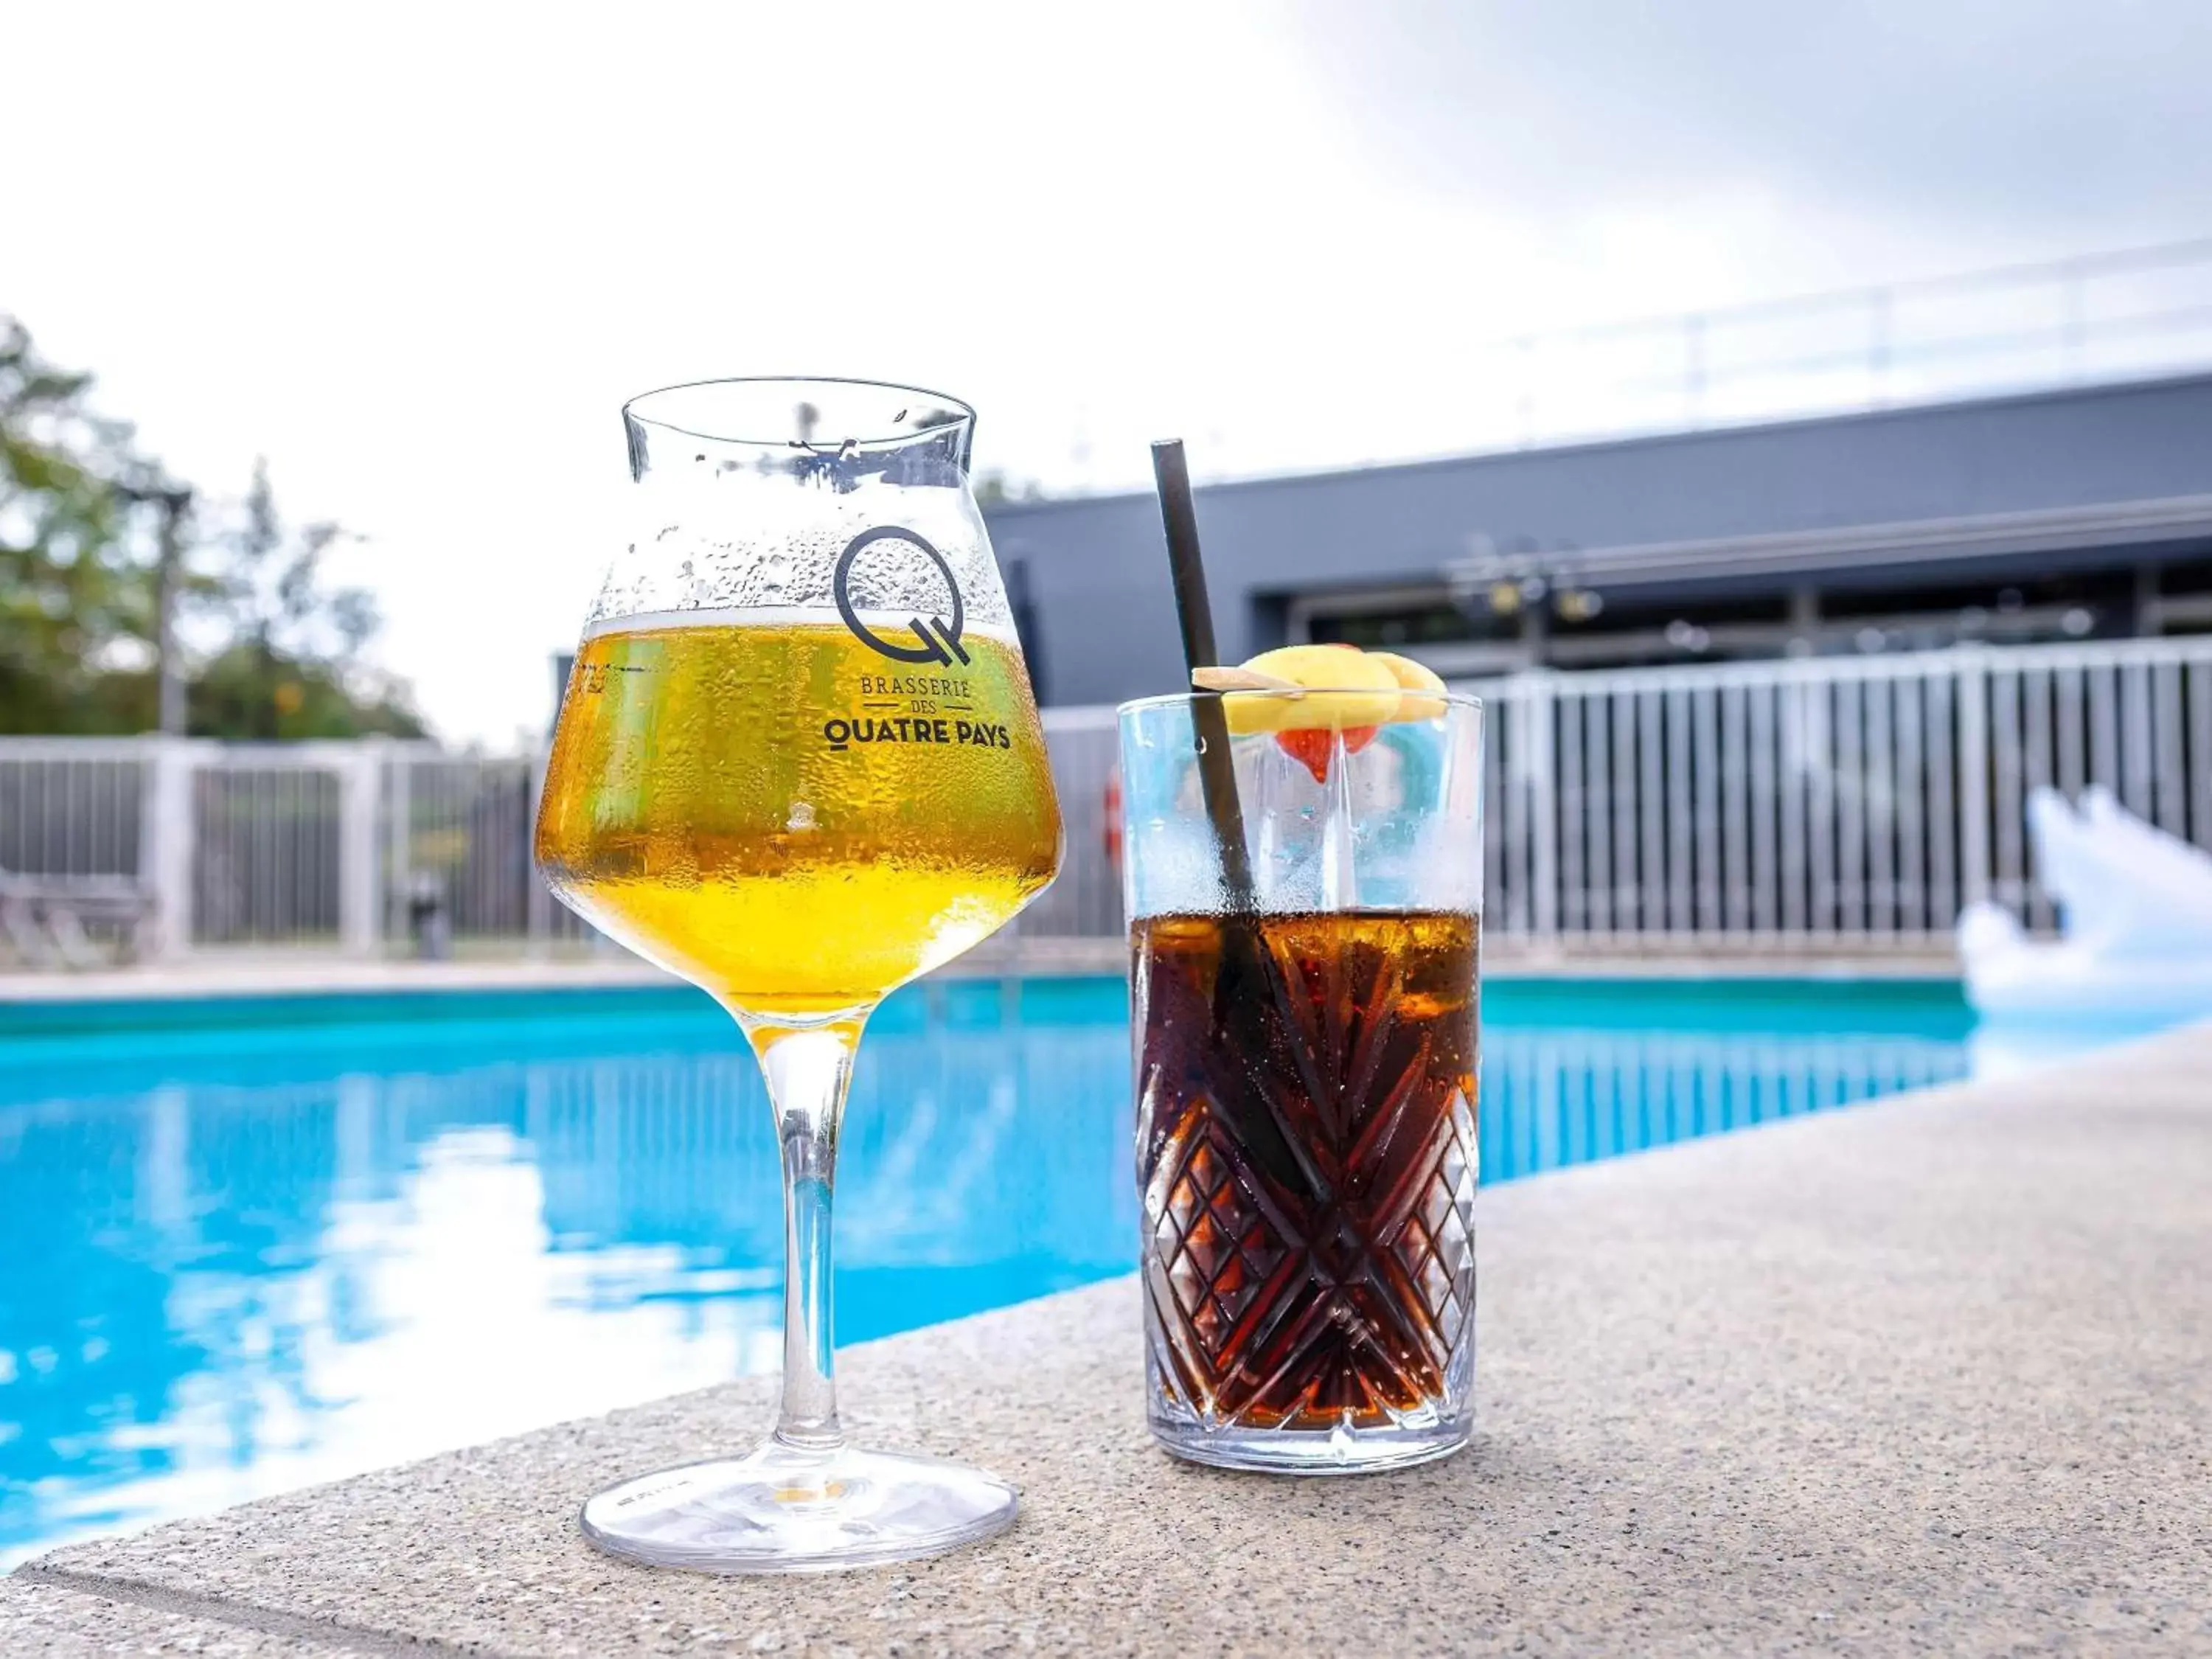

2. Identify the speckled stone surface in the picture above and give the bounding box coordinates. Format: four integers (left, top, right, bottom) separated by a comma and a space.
0, 1577, 370, 1655
19, 1023, 2212, 1656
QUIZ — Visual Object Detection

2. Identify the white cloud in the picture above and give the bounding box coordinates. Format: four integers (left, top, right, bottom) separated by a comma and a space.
9, 1, 2202, 740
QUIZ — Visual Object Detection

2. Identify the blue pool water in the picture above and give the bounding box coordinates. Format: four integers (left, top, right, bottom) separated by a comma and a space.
0, 974, 2124, 1562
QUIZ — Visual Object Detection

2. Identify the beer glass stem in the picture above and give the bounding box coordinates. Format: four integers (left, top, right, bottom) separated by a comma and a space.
748, 1019, 863, 1454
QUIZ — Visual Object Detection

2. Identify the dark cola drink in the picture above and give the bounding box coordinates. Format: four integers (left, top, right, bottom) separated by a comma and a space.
1133, 908, 1479, 1469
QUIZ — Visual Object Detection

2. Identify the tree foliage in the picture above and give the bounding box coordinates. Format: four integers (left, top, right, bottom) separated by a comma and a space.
0, 317, 422, 738
190, 461, 418, 739
973, 468, 1049, 507
0, 319, 155, 731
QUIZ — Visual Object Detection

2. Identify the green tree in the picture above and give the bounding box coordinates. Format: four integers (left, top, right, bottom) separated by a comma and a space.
187, 461, 420, 739
973, 468, 1048, 507
0, 317, 422, 738
0, 319, 162, 733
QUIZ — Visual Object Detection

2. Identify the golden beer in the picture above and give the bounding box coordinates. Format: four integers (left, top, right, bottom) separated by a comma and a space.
536, 614, 1063, 1018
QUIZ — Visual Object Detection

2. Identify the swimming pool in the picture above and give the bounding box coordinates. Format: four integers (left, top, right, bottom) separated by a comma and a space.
0, 973, 2107, 1562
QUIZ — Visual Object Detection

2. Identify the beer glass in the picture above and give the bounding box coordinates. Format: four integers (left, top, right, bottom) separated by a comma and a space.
1120, 688, 1482, 1472
536, 380, 1062, 1571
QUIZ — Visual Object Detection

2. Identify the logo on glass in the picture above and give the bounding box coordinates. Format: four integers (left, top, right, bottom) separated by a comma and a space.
833, 527, 970, 667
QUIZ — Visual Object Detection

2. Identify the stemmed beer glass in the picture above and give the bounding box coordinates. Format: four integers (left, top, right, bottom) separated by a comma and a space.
535, 380, 1063, 1571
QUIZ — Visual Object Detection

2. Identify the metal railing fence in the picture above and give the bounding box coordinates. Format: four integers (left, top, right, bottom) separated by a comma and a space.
1468, 636, 2212, 948
1040, 238, 2212, 490
1483, 236, 2212, 453
10, 636, 2212, 964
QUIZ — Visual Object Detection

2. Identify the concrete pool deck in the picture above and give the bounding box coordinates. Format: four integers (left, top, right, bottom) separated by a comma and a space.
0, 938, 1960, 1004
10, 1021, 2208, 1655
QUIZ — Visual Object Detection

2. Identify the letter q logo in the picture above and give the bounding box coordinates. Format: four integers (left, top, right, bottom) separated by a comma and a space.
832, 527, 970, 667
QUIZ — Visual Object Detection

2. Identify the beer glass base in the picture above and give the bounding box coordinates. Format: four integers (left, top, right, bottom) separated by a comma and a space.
579, 1440, 1018, 1573
1150, 1416, 1473, 1476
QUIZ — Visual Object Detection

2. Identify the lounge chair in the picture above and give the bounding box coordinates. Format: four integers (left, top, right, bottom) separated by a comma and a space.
0, 865, 157, 968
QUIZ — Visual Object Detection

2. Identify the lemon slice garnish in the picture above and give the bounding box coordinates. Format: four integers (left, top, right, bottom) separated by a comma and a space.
1214, 645, 1402, 736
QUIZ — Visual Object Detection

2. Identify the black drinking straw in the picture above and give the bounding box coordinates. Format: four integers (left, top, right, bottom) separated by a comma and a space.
1150, 440, 1256, 909
1149, 441, 1320, 1203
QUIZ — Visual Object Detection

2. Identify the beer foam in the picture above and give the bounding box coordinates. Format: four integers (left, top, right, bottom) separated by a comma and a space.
580, 605, 1022, 644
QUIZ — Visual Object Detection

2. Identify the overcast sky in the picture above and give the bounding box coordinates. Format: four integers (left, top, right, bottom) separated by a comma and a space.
11, 1, 2209, 743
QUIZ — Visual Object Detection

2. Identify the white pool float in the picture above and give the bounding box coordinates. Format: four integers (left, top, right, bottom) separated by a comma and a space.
1959, 785, 2212, 1024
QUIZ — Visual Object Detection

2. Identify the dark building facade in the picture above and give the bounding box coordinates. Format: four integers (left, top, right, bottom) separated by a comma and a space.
983, 372, 2212, 706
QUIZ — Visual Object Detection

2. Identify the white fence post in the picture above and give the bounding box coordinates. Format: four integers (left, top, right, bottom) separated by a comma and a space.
1524, 672, 1559, 939
336, 743, 383, 959
385, 748, 411, 949
142, 737, 198, 959
1955, 649, 1992, 911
